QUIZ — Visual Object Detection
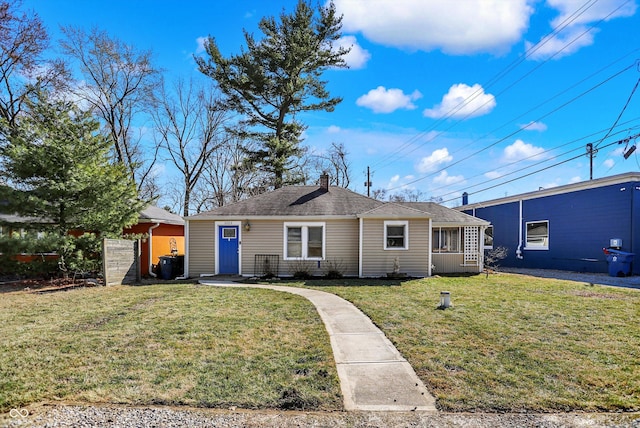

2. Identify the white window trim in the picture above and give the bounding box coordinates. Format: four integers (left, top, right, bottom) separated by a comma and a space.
483, 225, 494, 250
524, 220, 549, 250
384, 220, 409, 250
283, 222, 325, 260
432, 226, 462, 254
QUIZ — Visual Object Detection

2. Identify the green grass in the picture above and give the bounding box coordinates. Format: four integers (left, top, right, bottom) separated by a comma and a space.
0, 283, 342, 413
3, 274, 640, 414
293, 274, 640, 412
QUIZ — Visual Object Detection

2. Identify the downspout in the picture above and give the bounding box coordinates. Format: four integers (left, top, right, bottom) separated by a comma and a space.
148, 222, 161, 277
516, 199, 524, 259
358, 217, 363, 278
428, 218, 432, 277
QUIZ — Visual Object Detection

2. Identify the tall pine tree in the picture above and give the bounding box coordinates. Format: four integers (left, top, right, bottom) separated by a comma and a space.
196, 0, 349, 189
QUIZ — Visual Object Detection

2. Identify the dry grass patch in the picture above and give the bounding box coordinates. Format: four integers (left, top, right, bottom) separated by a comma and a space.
0, 283, 341, 412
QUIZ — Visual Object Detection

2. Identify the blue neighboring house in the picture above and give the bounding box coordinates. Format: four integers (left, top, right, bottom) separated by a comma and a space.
457, 172, 640, 275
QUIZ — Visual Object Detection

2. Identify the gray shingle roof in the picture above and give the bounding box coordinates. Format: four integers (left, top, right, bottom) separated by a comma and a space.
401, 202, 490, 225
188, 186, 383, 218
138, 205, 184, 225
358, 202, 430, 218
188, 185, 489, 225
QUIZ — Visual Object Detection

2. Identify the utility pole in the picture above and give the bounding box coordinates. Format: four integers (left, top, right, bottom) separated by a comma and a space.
586, 143, 595, 180
364, 166, 372, 197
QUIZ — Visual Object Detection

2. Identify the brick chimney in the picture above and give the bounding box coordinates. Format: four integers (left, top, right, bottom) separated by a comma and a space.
319, 173, 329, 190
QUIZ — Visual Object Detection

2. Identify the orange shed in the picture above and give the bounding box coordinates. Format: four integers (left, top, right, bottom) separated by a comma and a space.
123, 206, 185, 277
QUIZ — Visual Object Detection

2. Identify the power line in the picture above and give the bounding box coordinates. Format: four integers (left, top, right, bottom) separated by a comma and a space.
368, 0, 604, 172
441, 132, 640, 205
370, 0, 633, 174
430, 121, 640, 200
386, 61, 637, 193
594, 76, 640, 149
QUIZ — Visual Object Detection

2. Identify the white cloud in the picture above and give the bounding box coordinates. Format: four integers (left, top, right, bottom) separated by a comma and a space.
547, 0, 636, 28
333, 0, 533, 55
337, 35, 371, 69
433, 170, 465, 186
539, 181, 561, 190
503, 139, 546, 162
196, 36, 207, 53
525, 0, 636, 60
356, 86, 422, 113
603, 158, 615, 168
326, 125, 341, 134
520, 121, 548, 132
568, 175, 582, 184
484, 171, 503, 180
423, 83, 496, 119
524, 26, 595, 60
416, 148, 452, 173
611, 147, 625, 156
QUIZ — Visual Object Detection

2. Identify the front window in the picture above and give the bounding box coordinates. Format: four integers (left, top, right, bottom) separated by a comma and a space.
284, 223, 324, 260
384, 221, 408, 250
432, 227, 460, 253
287, 227, 302, 257
526, 221, 548, 249
484, 226, 494, 249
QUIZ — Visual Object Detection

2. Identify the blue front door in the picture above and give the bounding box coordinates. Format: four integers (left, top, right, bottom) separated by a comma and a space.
219, 226, 239, 274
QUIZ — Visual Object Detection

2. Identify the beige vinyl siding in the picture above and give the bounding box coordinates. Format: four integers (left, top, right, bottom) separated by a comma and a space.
323, 219, 359, 277
240, 220, 282, 276
188, 220, 215, 276
361, 219, 430, 277
431, 253, 483, 274
241, 219, 360, 277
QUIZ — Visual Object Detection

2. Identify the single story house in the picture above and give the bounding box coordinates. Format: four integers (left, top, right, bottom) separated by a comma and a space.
457, 172, 640, 275
184, 175, 489, 278
123, 205, 185, 277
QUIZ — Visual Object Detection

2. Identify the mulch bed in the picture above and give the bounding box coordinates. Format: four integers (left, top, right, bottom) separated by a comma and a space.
0, 277, 103, 294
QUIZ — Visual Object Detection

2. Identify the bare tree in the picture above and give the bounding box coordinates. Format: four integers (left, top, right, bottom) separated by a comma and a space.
309, 142, 351, 188
371, 188, 387, 200
388, 188, 426, 202
153, 78, 232, 216
60, 26, 160, 196
193, 136, 268, 212
0, 0, 67, 134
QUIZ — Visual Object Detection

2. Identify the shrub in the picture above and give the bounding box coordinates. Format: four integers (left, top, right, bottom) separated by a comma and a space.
484, 246, 509, 278
288, 259, 314, 279
323, 258, 344, 279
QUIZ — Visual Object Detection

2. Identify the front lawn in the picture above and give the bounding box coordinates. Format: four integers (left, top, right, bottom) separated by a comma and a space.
2, 274, 639, 414
297, 274, 640, 412
0, 283, 341, 413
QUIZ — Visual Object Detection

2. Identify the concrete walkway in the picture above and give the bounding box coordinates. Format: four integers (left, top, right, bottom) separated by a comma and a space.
199, 280, 437, 412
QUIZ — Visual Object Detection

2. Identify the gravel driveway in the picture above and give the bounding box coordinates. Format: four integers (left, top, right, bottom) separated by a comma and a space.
3, 404, 640, 428
501, 267, 640, 289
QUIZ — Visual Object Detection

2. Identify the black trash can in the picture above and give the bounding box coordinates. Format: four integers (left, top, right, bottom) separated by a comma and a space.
173, 255, 184, 278
603, 248, 634, 277
159, 256, 176, 280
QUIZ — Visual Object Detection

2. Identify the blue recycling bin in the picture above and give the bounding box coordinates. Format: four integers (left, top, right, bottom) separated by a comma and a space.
603, 248, 634, 277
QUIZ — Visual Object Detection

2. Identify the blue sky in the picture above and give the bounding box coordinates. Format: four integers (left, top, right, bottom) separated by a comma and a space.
23, 0, 640, 207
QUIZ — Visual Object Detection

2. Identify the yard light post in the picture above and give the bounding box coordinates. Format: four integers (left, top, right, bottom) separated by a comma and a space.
439, 291, 451, 309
